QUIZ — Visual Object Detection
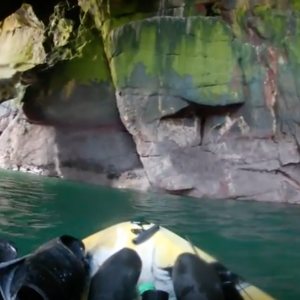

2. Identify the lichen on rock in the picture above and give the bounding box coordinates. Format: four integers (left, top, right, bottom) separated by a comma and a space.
109, 16, 243, 107
0, 4, 46, 77
0, 4, 45, 104
0, 1, 92, 105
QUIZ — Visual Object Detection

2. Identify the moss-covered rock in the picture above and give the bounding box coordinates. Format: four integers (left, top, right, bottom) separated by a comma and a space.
2, 0, 300, 131
108, 16, 242, 106
49, 28, 111, 88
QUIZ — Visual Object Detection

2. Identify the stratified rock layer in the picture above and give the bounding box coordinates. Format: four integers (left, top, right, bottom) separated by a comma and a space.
1, 0, 300, 203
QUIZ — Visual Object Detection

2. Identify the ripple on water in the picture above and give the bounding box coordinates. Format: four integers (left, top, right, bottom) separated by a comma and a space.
0, 172, 59, 237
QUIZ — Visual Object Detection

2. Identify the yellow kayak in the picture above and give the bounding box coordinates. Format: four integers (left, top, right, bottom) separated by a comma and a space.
83, 220, 277, 300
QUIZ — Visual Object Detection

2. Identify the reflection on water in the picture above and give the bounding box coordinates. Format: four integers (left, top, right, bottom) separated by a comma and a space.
0, 171, 59, 237
0, 169, 299, 299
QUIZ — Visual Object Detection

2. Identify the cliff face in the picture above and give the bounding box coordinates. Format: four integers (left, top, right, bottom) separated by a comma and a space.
1, 0, 300, 203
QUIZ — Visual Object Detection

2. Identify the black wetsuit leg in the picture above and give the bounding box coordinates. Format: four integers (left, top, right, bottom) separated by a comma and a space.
172, 253, 225, 300
87, 248, 142, 300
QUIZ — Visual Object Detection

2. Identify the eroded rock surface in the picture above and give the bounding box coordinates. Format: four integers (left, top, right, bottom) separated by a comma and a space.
1, 0, 300, 203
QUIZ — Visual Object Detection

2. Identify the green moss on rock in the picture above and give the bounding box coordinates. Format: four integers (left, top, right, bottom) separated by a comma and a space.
108, 16, 243, 106
49, 27, 111, 91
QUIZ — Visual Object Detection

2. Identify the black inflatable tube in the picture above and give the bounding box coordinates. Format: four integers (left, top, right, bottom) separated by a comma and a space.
0, 240, 18, 263
0, 235, 88, 300
0, 239, 20, 300
0, 256, 28, 300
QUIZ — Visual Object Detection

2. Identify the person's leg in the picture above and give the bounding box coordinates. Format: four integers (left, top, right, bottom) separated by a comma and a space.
172, 253, 225, 300
88, 248, 142, 300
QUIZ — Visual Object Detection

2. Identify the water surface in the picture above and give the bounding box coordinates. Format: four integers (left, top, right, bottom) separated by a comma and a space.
0, 169, 299, 300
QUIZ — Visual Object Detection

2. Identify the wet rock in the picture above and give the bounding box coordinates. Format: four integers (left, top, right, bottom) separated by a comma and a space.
0, 112, 149, 190
0, 100, 18, 134
1, 0, 300, 203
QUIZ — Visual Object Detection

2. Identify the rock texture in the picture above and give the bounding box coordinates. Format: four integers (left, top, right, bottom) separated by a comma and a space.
1, 0, 300, 203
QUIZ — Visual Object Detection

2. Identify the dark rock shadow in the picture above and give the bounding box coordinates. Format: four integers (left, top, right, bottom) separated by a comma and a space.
21, 78, 147, 189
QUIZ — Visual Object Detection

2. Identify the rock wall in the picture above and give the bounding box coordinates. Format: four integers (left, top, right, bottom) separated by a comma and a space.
1, 0, 300, 203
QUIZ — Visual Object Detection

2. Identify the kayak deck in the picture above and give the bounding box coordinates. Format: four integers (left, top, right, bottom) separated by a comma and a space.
83, 220, 277, 300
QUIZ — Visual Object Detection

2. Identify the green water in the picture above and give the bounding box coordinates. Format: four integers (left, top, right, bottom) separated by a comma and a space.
0, 170, 299, 300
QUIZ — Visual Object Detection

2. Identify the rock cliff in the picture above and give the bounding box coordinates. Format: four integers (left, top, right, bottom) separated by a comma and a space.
0, 0, 300, 203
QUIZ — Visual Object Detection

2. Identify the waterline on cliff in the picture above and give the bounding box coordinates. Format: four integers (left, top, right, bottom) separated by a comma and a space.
1, 2, 300, 204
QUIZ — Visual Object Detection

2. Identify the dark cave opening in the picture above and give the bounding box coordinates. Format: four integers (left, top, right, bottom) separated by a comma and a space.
204, 2, 221, 17
161, 101, 243, 144
161, 102, 243, 121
